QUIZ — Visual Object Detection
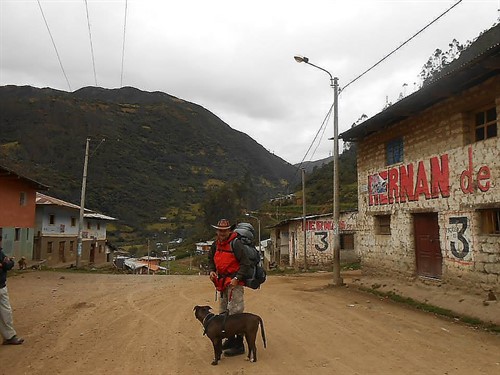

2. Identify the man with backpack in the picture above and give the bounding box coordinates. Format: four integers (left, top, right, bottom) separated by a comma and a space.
208, 218, 251, 356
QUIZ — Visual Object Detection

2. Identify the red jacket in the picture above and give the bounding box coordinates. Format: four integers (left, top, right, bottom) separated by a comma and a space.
209, 232, 247, 291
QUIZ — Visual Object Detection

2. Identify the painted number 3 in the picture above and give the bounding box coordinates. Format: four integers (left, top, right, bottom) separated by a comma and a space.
449, 217, 469, 259
314, 232, 329, 252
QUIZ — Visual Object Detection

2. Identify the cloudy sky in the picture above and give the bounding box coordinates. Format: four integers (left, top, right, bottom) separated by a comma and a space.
1, 0, 498, 164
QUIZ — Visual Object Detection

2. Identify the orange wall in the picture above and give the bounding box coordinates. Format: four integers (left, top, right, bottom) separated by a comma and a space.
0, 178, 37, 227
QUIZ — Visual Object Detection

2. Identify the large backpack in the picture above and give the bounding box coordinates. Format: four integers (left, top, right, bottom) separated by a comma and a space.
233, 223, 267, 289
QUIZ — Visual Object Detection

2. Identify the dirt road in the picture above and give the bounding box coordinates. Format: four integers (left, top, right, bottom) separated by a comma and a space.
0, 271, 499, 375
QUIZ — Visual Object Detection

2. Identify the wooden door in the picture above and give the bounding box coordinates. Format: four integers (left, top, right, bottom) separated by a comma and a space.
89, 244, 95, 264
58, 241, 66, 263
414, 213, 442, 279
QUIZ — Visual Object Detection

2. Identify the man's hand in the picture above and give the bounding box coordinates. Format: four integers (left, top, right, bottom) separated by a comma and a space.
230, 277, 239, 286
209, 271, 217, 282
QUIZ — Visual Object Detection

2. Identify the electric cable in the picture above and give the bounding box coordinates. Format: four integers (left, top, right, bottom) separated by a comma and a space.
293, 0, 463, 190
84, 0, 98, 86
342, 0, 463, 93
120, 0, 128, 87
36, 0, 72, 91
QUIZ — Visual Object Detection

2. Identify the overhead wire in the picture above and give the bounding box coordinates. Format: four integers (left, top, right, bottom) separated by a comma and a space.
36, 0, 72, 91
120, 0, 128, 87
293, 0, 464, 188
290, 105, 333, 188
342, 0, 463, 93
84, 0, 98, 86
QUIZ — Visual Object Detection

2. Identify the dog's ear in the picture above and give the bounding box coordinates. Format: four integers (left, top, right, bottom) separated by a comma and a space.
193, 305, 199, 311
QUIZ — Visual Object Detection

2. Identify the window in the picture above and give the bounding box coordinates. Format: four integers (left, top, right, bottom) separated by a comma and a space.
97, 222, 101, 230
386, 138, 404, 165
49, 214, 55, 225
340, 233, 354, 250
375, 215, 391, 235
475, 107, 497, 141
20, 192, 27, 206
47, 241, 53, 253
480, 209, 500, 234
87, 221, 91, 230
15, 228, 20, 241
71, 217, 76, 227
70, 241, 74, 252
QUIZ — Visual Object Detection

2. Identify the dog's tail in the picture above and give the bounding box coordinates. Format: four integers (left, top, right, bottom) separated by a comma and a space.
259, 317, 267, 348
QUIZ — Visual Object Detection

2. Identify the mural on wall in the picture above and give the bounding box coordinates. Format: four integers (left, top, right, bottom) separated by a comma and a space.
368, 146, 491, 206
444, 212, 474, 265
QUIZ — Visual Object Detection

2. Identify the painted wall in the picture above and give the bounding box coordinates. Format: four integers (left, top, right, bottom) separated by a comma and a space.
269, 212, 358, 268
356, 75, 500, 287
34, 205, 109, 266
0, 177, 37, 259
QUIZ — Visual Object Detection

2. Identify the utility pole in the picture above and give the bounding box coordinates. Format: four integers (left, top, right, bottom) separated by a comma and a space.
332, 78, 343, 286
302, 168, 307, 271
76, 138, 90, 269
147, 238, 150, 275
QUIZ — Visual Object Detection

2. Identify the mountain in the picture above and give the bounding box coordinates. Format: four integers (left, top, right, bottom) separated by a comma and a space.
0, 85, 296, 239
295, 156, 333, 174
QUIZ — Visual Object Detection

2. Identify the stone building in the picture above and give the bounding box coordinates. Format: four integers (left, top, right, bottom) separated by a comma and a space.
268, 212, 358, 268
340, 24, 499, 289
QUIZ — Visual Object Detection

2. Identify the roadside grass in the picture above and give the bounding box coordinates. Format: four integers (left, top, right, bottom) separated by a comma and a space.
359, 286, 500, 334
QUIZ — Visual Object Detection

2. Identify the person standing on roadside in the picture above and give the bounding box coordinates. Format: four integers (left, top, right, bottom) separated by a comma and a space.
208, 218, 251, 356
0, 232, 24, 345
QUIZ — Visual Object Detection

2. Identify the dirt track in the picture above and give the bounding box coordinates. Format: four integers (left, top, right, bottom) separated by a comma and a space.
0, 271, 499, 375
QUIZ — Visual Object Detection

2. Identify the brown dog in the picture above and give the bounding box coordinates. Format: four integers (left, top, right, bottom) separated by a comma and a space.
193, 305, 266, 365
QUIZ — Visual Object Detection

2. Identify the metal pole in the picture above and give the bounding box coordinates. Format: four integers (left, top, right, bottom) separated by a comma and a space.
76, 137, 90, 268
245, 213, 261, 257
302, 168, 307, 270
294, 56, 343, 285
332, 78, 343, 286
147, 238, 150, 275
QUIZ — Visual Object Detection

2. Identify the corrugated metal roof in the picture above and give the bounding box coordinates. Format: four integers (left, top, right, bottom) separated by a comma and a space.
36, 192, 82, 210
340, 23, 500, 142
267, 213, 332, 229
36, 192, 117, 221
0, 165, 49, 190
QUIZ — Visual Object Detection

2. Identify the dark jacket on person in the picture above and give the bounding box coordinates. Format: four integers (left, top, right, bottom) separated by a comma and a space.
0, 248, 14, 288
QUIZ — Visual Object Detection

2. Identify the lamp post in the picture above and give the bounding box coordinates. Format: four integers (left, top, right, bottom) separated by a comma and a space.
294, 55, 343, 286
245, 213, 261, 254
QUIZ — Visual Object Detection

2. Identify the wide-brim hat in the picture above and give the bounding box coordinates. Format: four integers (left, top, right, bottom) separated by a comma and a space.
211, 218, 231, 230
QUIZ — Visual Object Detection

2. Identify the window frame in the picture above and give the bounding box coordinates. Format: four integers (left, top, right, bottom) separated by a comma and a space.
375, 215, 391, 235
474, 106, 497, 142
386, 137, 404, 166
19, 192, 27, 206
480, 208, 500, 235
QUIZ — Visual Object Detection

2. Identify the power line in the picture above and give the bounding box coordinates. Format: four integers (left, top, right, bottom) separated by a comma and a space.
342, 0, 463, 93
120, 0, 128, 87
295, 0, 464, 177
84, 0, 98, 86
36, 0, 72, 91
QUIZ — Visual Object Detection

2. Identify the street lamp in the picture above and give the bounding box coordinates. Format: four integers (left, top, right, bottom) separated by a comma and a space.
245, 213, 261, 254
294, 55, 343, 286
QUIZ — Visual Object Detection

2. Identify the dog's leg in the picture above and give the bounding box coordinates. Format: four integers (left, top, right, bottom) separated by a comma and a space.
211, 338, 222, 365
245, 332, 258, 362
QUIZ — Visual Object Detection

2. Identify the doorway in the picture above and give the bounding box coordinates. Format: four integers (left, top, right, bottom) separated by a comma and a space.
414, 213, 442, 279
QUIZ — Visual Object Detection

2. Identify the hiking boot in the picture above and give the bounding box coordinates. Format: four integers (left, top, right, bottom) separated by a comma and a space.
3, 335, 24, 345
222, 335, 236, 350
224, 335, 244, 356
